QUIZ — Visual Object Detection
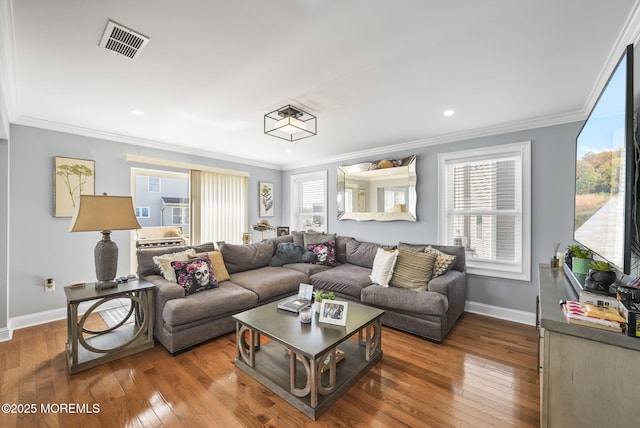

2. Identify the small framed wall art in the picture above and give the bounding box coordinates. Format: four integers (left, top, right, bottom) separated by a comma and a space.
319, 300, 348, 326
54, 156, 95, 218
259, 181, 274, 217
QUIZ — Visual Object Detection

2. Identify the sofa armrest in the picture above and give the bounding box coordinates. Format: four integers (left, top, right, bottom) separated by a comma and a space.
428, 270, 466, 297
143, 274, 184, 337
144, 274, 185, 301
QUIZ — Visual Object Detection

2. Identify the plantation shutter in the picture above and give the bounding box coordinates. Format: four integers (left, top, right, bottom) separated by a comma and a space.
291, 171, 327, 232
439, 142, 530, 280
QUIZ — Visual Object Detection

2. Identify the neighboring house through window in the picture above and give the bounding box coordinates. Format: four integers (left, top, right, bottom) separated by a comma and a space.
148, 176, 161, 192
438, 141, 531, 281
290, 171, 327, 233
135, 206, 150, 218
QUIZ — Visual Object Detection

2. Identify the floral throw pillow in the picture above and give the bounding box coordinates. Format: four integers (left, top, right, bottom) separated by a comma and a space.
306, 241, 337, 267
171, 254, 218, 295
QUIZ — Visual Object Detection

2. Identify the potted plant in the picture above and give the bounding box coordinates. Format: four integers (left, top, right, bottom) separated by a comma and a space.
587, 260, 617, 289
314, 289, 335, 312
568, 244, 592, 275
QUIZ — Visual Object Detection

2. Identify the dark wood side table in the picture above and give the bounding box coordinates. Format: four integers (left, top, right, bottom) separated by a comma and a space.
64, 279, 155, 374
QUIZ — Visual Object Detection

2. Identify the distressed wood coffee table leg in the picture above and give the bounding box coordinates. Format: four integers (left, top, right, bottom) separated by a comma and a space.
359, 319, 382, 361
236, 323, 260, 367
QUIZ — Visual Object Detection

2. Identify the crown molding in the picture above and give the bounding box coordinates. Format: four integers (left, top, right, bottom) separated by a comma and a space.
281, 109, 585, 170
13, 115, 282, 170
582, 0, 640, 114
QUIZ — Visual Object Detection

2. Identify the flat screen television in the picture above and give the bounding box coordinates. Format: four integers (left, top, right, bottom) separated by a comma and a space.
573, 44, 637, 275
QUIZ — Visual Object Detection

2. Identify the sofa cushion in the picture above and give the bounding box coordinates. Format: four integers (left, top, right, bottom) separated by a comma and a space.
229, 266, 308, 301
137, 242, 215, 277
335, 235, 354, 263
429, 244, 466, 273
346, 239, 384, 269
369, 248, 398, 287
310, 263, 373, 299
390, 249, 436, 291
162, 281, 258, 326
291, 230, 304, 245
219, 240, 274, 273
269, 242, 305, 267
306, 241, 337, 266
171, 255, 219, 295
270, 234, 294, 246
192, 251, 230, 282
361, 285, 448, 316
398, 242, 427, 252
424, 246, 457, 277
282, 262, 332, 277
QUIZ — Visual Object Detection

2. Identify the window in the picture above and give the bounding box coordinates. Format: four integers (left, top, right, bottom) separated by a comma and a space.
290, 171, 327, 232
171, 206, 189, 225
438, 141, 531, 280
148, 176, 160, 192
135, 206, 150, 218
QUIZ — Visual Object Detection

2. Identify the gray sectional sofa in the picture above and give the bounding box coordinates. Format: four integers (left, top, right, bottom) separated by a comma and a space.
137, 232, 466, 354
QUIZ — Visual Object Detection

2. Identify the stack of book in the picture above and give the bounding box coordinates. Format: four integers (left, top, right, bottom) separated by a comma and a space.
561, 300, 626, 333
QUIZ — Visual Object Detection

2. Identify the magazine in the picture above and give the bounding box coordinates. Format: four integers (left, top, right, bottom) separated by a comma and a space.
277, 283, 314, 313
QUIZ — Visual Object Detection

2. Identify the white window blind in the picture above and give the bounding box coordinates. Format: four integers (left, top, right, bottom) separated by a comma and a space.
190, 170, 248, 245
290, 171, 327, 232
439, 142, 531, 280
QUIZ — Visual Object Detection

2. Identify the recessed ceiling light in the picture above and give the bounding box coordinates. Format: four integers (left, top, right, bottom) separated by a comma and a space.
130, 109, 144, 116
285, 149, 292, 154
443, 109, 455, 117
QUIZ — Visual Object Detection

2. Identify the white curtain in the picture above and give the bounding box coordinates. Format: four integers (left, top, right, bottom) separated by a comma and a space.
190, 170, 248, 245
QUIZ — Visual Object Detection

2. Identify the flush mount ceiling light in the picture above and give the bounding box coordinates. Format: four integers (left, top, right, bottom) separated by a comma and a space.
264, 104, 317, 142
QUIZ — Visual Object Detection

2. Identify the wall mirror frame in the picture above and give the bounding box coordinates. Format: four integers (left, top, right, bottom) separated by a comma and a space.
337, 155, 417, 222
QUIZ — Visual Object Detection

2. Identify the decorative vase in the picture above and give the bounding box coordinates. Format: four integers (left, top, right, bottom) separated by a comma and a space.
313, 302, 321, 313
571, 257, 591, 275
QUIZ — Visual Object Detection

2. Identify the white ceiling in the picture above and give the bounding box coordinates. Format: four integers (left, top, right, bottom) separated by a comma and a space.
1, 0, 640, 170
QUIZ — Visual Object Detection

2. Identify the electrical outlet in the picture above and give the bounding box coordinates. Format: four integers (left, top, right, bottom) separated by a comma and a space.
45, 278, 55, 292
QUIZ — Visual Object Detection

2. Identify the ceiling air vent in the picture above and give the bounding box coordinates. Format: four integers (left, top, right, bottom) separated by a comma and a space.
99, 20, 149, 60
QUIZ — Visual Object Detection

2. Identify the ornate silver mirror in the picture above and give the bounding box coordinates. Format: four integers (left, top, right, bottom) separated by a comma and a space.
337, 155, 417, 221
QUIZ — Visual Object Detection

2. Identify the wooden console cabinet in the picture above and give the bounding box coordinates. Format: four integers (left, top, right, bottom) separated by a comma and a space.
537, 264, 640, 426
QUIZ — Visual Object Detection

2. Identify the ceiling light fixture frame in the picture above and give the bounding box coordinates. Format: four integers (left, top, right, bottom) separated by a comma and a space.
264, 104, 317, 142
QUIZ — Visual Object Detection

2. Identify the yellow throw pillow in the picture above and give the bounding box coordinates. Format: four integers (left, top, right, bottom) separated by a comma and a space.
192, 251, 231, 282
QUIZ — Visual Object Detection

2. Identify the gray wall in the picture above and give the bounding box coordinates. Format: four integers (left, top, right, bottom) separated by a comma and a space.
284, 121, 581, 314
0, 138, 8, 331
8, 125, 282, 318
3, 120, 582, 322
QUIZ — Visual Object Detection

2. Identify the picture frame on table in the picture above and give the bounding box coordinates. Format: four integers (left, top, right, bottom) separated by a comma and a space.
54, 156, 95, 218
319, 300, 348, 326
259, 181, 274, 217
277, 226, 290, 236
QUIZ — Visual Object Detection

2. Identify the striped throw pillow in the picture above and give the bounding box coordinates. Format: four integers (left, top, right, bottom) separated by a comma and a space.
389, 249, 436, 291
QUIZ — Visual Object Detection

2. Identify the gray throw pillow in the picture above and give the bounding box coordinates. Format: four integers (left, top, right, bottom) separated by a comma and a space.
269, 242, 305, 267
303, 232, 337, 247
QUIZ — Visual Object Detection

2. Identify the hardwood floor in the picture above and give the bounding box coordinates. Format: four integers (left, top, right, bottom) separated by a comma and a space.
0, 312, 539, 427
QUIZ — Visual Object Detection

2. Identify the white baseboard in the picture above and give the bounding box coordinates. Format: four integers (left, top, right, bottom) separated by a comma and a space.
4, 299, 125, 340
465, 300, 536, 326
0, 326, 11, 342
